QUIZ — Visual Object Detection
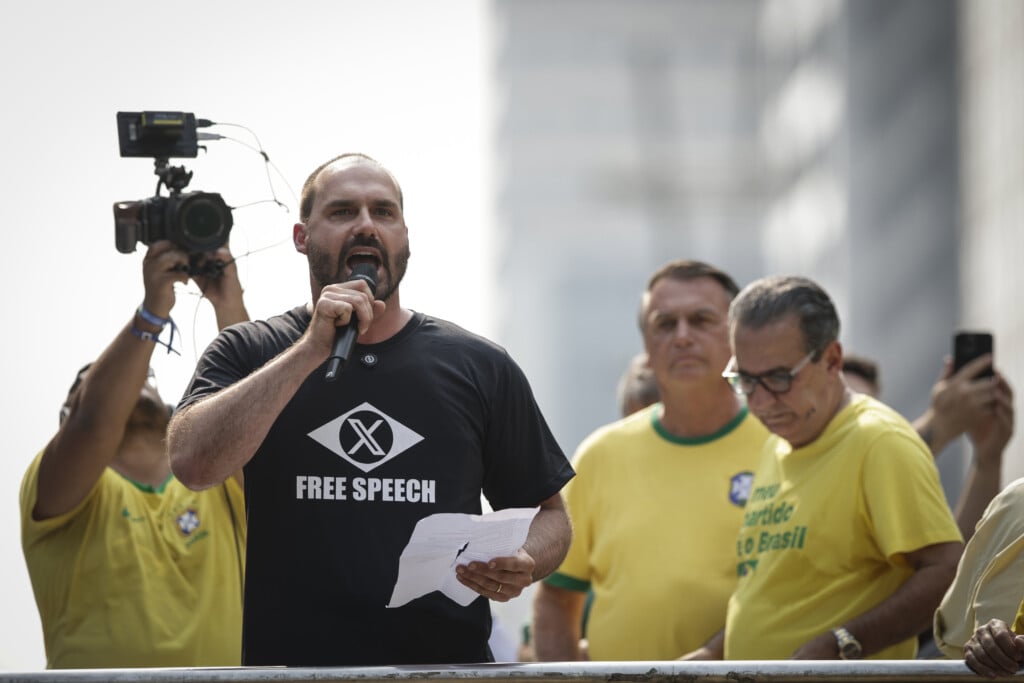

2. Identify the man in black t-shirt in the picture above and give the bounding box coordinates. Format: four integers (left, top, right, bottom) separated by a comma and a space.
168, 153, 574, 666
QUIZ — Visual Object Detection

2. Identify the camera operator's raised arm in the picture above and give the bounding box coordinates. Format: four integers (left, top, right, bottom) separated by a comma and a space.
21, 237, 251, 669
34, 243, 191, 519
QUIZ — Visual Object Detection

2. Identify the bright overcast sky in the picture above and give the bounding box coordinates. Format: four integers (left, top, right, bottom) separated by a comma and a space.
0, 0, 492, 669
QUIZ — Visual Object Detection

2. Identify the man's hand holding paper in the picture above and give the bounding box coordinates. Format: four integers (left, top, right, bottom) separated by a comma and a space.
387, 507, 539, 608
455, 546, 536, 603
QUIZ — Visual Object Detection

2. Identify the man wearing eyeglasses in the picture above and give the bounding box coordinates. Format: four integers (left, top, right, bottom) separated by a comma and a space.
712, 275, 963, 660
533, 260, 770, 661
20, 242, 250, 668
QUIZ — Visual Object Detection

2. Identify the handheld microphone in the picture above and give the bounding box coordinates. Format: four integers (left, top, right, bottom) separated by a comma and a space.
324, 263, 378, 381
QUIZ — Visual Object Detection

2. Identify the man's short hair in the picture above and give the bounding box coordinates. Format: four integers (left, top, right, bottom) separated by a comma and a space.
639, 260, 740, 329
299, 153, 404, 222
842, 354, 881, 394
728, 275, 840, 358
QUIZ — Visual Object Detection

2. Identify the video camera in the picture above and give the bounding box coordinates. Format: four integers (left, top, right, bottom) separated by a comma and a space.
113, 111, 233, 276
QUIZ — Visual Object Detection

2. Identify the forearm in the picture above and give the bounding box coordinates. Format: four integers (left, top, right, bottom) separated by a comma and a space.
36, 317, 160, 518
63, 318, 157, 441
196, 246, 249, 330
522, 497, 572, 581
168, 338, 323, 489
532, 583, 585, 661
842, 544, 962, 656
214, 300, 250, 330
680, 628, 725, 660
955, 454, 1002, 542
913, 409, 954, 455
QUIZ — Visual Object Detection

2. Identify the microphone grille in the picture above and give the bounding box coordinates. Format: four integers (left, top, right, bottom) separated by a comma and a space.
349, 263, 378, 294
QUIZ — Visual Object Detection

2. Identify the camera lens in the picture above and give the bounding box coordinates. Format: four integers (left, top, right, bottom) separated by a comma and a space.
175, 192, 233, 251
183, 199, 222, 240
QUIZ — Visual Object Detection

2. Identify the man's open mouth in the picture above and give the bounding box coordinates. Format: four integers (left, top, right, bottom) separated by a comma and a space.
345, 249, 382, 271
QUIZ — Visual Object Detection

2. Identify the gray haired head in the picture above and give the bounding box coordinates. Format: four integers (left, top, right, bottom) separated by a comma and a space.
638, 259, 740, 330
728, 276, 839, 358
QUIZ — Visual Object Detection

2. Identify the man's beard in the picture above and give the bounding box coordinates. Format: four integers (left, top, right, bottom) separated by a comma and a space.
308, 235, 410, 302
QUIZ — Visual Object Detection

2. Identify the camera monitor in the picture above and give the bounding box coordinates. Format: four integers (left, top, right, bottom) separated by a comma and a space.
117, 111, 198, 159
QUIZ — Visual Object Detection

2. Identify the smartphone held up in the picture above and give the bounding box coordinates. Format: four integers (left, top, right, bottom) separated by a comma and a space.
953, 331, 994, 379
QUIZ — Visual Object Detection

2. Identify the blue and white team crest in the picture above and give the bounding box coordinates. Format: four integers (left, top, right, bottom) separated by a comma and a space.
177, 508, 200, 536
729, 471, 755, 507
307, 401, 425, 473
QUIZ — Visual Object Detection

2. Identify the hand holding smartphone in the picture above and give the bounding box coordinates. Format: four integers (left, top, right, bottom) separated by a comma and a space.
953, 331, 994, 379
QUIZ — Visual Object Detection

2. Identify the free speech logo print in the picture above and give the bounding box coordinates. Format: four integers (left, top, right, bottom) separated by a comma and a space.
307, 401, 424, 473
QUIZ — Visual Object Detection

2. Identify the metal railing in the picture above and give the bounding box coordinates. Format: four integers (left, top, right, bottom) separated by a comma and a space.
1, 660, 1019, 683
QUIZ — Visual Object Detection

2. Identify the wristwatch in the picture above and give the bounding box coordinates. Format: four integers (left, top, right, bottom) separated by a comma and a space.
832, 626, 863, 660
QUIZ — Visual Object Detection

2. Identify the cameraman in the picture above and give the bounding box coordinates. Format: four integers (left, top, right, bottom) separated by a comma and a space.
20, 241, 249, 668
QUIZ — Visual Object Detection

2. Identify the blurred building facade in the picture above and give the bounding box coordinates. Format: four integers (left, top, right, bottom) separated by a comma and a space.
490, 0, 1021, 488
490, 0, 768, 454
959, 0, 1024, 483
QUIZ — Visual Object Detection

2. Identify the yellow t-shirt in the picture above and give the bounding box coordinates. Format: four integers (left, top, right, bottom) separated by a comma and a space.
725, 395, 962, 660
20, 451, 246, 668
548, 405, 768, 660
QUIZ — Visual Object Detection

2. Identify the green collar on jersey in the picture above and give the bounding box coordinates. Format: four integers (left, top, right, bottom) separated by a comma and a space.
651, 404, 749, 445
119, 472, 174, 494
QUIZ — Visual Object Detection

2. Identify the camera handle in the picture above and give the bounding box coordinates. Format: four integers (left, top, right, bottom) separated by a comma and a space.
153, 158, 194, 195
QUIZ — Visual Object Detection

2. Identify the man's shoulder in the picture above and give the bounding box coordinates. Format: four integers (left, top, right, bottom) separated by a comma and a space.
976, 477, 1024, 527
851, 394, 913, 426
588, 406, 656, 441
19, 450, 47, 524
22, 460, 133, 539
208, 305, 309, 359
571, 407, 663, 469
806, 396, 939, 483
829, 395, 926, 452
414, 313, 506, 355
236, 305, 310, 338
408, 313, 523, 377
994, 477, 1024, 505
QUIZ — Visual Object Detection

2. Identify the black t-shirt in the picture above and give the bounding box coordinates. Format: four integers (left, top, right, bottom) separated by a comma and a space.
179, 308, 573, 666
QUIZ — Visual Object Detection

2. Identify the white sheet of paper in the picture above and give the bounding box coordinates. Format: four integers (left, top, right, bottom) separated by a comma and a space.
386, 507, 539, 608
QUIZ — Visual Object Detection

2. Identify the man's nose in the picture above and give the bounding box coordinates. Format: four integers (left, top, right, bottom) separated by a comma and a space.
746, 381, 776, 409
672, 320, 693, 344
353, 207, 377, 235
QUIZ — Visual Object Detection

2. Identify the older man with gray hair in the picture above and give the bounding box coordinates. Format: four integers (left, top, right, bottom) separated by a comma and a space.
685, 275, 963, 660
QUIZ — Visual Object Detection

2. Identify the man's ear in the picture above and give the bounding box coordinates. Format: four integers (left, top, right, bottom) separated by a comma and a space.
293, 223, 308, 254
826, 340, 844, 372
